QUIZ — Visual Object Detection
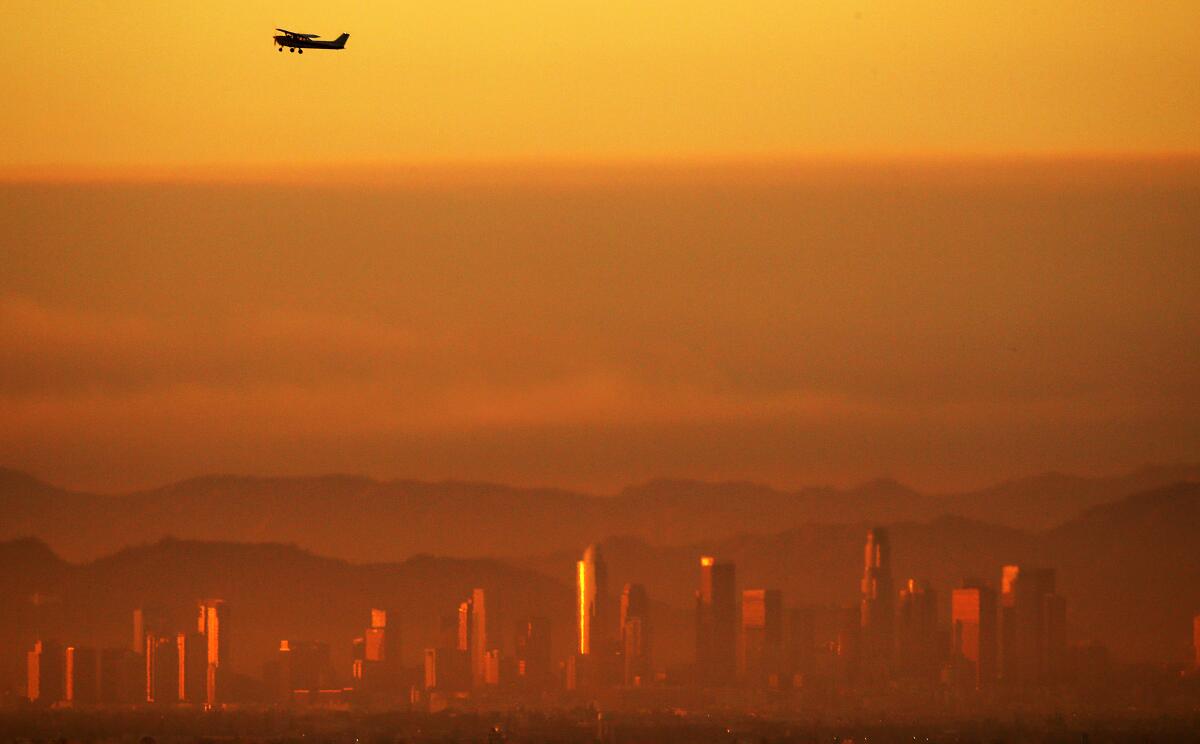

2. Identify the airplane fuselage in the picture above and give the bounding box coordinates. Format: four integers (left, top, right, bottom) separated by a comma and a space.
275, 33, 349, 52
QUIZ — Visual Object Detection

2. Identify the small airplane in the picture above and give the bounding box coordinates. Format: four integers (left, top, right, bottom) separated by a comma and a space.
274, 28, 350, 54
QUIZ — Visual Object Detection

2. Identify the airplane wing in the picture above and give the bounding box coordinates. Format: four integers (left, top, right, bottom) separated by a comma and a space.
276, 28, 320, 38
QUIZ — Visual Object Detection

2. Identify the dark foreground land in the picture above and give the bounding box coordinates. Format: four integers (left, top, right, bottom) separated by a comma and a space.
2, 709, 1200, 744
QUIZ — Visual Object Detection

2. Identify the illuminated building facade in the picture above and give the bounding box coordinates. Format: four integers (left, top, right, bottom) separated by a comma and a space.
577, 544, 609, 656
951, 581, 997, 690
198, 599, 228, 705
65, 646, 99, 704
740, 589, 783, 688
27, 639, 65, 703
860, 527, 894, 679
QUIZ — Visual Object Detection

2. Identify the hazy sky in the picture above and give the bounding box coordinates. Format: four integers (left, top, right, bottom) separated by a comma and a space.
3, 161, 1199, 492
1, 4, 1198, 492
2, 1, 1199, 167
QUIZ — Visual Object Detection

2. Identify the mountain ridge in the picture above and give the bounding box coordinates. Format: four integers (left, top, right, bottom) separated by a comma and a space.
2, 463, 1197, 564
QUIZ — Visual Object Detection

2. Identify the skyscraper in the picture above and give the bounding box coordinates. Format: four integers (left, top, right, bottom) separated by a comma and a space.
100, 647, 142, 704
27, 640, 65, 703
198, 599, 228, 705
951, 580, 997, 691
619, 583, 651, 687
577, 544, 609, 656
860, 527, 894, 679
65, 646, 99, 704
470, 588, 487, 687
146, 633, 180, 704
896, 579, 940, 683
515, 616, 552, 690
696, 556, 737, 686
178, 631, 207, 703
999, 566, 1064, 687
740, 589, 783, 688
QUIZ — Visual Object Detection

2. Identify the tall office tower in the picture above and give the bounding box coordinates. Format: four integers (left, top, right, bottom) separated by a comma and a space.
65, 646, 99, 704
198, 599, 228, 705
619, 583, 651, 687
515, 616, 552, 690
100, 648, 141, 704
457, 599, 473, 652
740, 589, 783, 688
999, 566, 1063, 686
860, 527, 894, 680
133, 607, 165, 655
177, 632, 207, 703
364, 608, 392, 663
787, 606, 816, 685
696, 556, 737, 686
951, 581, 997, 691
354, 607, 396, 689
146, 633, 180, 703
896, 579, 940, 682
1194, 614, 1200, 670
275, 640, 333, 699
577, 544, 609, 656
27, 640, 65, 703
470, 588, 488, 687
483, 649, 502, 686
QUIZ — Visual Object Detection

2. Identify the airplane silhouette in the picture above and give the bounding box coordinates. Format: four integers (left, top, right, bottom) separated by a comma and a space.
274, 29, 349, 54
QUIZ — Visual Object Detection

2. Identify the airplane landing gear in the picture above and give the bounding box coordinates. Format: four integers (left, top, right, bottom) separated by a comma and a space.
289, 47, 295, 53
298, 48, 303, 54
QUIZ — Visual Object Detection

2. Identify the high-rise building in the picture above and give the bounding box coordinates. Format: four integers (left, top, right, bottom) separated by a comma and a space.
896, 579, 940, 683
787, 606, 816, 686
951, 580, 997, 691
740, 589, 783, 688
577, 544, 609, 656
696, 556, 737, 686
198, 599, 229, 705
178, 632, 207, 703
65, 646, 99, 704
27, 640, 65, 703
100, 648, 142, 704
352, 607, 397, 691
515, 616, 552, 690
275, 640, 333, 701
999, 566, 1064, 686
619, 583, 651, 687
133, 607, 166, 656
860, 527, 894, 679
146, 633, 180, 703
470, 588, 488, 687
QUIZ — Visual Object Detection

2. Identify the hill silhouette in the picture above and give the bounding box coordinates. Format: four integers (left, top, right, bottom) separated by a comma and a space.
1, 464, 1196, 563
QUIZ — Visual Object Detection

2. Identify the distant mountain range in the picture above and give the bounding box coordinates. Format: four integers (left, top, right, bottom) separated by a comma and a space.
1, 463, 1197, 563
1, 480, 1196, 695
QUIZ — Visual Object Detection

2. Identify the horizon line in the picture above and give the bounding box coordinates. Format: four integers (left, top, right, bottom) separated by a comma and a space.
4, 460, 1196, 501
3, 150, 1199, 186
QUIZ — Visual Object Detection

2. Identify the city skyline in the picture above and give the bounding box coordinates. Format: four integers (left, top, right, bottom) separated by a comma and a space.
17, 523, 1196, 714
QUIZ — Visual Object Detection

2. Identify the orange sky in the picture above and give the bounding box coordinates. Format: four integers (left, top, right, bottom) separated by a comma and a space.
1, 4, 1198, 493
3, 160, 1199, 492
2, 1, 1198, 167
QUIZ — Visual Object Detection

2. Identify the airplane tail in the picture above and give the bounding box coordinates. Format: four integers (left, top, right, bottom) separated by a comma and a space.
334, 33, 349, 49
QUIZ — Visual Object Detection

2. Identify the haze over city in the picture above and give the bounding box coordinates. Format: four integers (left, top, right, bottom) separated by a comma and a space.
1, 1, 1199, 742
